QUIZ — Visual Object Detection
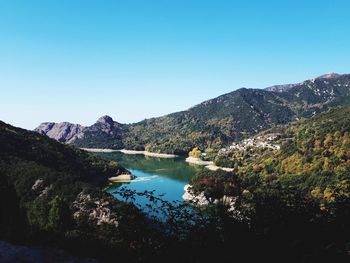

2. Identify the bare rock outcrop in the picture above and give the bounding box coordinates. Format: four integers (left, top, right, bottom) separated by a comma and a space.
35, 122, 84, 143
73, 192, 119, 227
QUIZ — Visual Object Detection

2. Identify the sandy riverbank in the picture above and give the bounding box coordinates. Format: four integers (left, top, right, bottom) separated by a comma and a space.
108, 173, 135, 182
81, 148, 118, 153
185, 157, 213, 165
186, 157, 234, 172
117, 149, 178, 158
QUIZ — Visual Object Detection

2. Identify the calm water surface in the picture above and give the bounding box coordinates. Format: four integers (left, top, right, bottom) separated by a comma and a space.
98, 152, 203, 211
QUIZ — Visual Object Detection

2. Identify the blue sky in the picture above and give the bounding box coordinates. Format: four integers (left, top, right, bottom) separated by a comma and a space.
0, 0, 349, 129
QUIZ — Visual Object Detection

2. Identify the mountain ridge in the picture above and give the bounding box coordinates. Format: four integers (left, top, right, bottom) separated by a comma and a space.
35, 73, 350, 154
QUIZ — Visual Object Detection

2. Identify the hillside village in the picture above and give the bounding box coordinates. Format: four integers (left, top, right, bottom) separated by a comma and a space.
220, 133, 281, 153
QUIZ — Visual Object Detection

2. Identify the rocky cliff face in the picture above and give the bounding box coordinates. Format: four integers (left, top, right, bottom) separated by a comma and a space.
34, 122, 85, 143
87, 115, 124, 134
35, 115, 127, 149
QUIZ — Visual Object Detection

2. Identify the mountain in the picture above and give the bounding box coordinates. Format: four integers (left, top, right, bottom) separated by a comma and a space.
35, 115, 128, 148
73, 115, 128, 149
35, 73, 350, 154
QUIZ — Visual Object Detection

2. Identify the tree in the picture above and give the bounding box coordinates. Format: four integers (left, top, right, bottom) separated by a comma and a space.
48, 196, 72, 232
324, 133, 333, 148
189, 147, 201, 158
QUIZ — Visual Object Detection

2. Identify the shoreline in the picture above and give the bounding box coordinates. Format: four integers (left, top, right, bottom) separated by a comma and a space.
185, 156, 213, 165
182, 185, 240, 216
82, 149, 233, 171
81, 148, 178, 158
186, 157, 234, 172
182, 184, 210, 205
118, 149, 178, 158
81, 148, 118, 153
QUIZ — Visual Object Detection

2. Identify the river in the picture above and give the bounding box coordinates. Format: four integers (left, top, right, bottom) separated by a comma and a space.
97, 152, 204, 213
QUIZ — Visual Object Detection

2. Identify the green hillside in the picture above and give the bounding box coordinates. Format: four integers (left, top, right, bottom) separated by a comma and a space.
192, 104, 350, 214
187, 105, 350, 262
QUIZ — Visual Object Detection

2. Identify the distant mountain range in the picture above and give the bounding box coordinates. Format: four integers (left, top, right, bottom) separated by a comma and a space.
35, 73, 350, 154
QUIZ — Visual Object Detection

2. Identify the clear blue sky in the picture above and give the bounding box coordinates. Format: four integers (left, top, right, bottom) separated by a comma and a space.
1, 0, 349, 129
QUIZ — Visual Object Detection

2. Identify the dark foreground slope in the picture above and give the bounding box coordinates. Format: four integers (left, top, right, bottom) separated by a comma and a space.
37, 73, 350, 154
0, 121, 151, 261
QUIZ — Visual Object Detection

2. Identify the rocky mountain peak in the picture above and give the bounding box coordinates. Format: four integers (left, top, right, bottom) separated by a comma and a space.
316, 72, 341, 80
96, 115, 114, 125
265, 84, 297, 93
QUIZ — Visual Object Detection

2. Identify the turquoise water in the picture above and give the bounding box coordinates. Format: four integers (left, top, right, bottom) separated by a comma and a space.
97, 152, 203, 212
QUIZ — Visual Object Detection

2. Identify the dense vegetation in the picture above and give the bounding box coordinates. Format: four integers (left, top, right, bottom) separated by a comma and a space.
190, 105, 350, 261
191, 169, 241, 199
52, 74, 350, 155
193, 105, 350, 204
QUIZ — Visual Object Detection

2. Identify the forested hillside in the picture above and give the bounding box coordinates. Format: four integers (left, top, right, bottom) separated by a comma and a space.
192, 104, 350, 216
188, 105, 350, 262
